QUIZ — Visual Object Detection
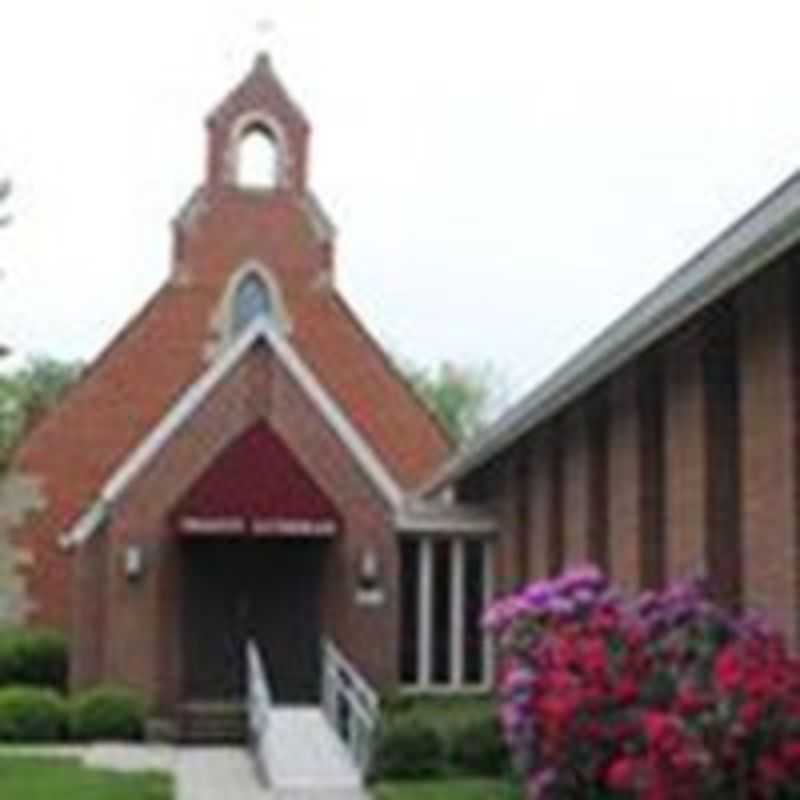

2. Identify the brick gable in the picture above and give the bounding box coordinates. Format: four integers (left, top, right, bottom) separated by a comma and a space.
10, 56, 450, 632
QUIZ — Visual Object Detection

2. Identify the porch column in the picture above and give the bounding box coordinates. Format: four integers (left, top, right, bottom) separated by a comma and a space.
449, 539, 465, 687
416, 538, 433, 686
739, 264, 800, 644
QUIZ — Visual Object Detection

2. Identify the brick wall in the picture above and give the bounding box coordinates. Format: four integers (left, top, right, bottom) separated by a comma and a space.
739, 263, 800, 644
663, 320, 709, 581
456, 257, 800, 647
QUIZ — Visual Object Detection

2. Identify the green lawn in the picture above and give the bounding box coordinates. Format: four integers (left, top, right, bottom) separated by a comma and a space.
0, 756, 172, 800
374, 778, 522, 800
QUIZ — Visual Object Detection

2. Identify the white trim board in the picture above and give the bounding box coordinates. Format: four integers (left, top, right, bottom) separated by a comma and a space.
61, 317, 404, 549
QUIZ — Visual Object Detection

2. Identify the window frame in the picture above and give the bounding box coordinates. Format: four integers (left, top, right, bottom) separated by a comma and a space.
399, 536, 494, 695
231, 272, 274, 335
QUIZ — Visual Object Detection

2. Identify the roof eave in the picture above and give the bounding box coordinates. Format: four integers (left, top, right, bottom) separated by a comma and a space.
426, 169, 800, 493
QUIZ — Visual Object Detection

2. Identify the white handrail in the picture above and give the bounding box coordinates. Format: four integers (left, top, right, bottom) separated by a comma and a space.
247, 639, 272, 785
321, 638, 380, 773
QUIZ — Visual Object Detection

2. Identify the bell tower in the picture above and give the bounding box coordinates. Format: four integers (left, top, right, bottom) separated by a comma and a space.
172, 53, 335, 290
205, 53, 310, 196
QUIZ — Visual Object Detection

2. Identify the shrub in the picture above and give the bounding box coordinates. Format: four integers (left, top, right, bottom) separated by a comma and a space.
69, 687, 147, 741
0, 686, 68, 741
374, 695, 507, 780
372, 715, 444, 779
449, 714, 509, 777
487, 566, 800, 799
0, 629, 68, 691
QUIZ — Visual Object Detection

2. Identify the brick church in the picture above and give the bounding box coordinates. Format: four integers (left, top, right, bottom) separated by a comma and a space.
4, 55, 497, 719
5, 50, 800, 733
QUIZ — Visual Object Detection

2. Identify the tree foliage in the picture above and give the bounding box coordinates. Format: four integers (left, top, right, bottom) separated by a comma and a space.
402, 360, 503, 444
0, 357, 82, 468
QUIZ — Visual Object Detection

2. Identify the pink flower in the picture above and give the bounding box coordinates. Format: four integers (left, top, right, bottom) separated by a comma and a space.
605, 756, 640, 790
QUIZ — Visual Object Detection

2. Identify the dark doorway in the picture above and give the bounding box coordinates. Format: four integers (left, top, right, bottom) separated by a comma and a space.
182, 538, 326, 704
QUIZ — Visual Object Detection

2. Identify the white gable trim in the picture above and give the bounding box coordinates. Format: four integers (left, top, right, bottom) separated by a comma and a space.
60, 318, 404, 549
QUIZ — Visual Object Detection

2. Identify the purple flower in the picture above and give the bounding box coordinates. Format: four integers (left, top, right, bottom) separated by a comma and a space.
554, 564, 606, 594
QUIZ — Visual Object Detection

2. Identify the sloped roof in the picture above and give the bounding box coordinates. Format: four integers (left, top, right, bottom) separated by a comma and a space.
60, 318, 407, 548
14, 278, 450, 550
427, 169, 800, 491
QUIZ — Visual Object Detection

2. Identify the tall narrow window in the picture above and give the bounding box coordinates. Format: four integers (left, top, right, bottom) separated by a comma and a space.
514, 450, 531, 586
588, 391, 609, 572
232, 274, 272, 335
704, 302, 742, 611
399, 540, 420, 684
463, 540, 487, 684
237, 125, 279, 189
639, 354, 666, 588
432, 541, 453, 684
399, 538, 491, 690
548, 422, 565, 576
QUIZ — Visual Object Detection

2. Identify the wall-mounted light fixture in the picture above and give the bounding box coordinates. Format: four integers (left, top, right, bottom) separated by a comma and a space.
124, 544, 145, 581
355, 546, 384, 607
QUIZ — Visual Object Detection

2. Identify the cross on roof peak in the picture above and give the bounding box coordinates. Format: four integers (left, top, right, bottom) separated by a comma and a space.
251, 17, 277, 69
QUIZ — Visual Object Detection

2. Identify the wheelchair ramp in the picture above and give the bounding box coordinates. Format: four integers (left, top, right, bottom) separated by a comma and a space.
267, 707, 363, 791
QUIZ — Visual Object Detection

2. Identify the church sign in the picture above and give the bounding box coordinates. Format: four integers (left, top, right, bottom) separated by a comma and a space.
178, 515, 339, 537
170, 423, 343, 539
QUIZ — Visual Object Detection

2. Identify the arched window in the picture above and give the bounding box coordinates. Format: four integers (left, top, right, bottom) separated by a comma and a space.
236, 124, 279, 189
232, 274, 273, 334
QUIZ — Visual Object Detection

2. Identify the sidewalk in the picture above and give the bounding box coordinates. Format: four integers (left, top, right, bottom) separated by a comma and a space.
0, 744, 371, 799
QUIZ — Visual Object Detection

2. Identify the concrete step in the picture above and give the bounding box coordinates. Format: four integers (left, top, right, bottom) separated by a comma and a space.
179, 701, 248, 745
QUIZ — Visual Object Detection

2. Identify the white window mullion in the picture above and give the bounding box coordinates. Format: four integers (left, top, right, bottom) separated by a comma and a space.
417, 538, 433, 688
450, 539, 465, 688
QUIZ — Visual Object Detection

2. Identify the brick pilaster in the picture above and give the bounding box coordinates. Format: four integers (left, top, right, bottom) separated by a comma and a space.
664, 322, 709, 580
738, 264, 800, 644
563, 405, 592, 565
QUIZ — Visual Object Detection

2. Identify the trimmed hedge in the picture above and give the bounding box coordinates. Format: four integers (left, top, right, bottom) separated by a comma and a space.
373, 715, 445, 779
373, 696, 510, 781
0, 629, 68, 691
69, 687, 147, 742
0, 687, 68, 741
449, 714, 509, 776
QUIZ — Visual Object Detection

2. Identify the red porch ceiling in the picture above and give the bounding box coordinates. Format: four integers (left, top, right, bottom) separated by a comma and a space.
170, 422, 341, 537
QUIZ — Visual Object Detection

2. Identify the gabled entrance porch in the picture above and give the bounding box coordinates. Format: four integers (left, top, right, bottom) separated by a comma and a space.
171, 421, 343, 743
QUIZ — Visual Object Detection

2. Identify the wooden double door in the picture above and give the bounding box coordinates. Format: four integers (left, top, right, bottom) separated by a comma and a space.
182, 538, 326, 704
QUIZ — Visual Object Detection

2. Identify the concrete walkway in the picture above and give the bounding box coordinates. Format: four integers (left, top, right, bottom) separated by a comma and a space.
0, 743, 370, 799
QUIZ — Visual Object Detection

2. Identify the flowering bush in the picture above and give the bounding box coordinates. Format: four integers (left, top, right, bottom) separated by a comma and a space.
486, 567, 800, 799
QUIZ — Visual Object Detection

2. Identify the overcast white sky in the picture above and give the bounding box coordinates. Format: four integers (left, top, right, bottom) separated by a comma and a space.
2, 1, 800, 405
